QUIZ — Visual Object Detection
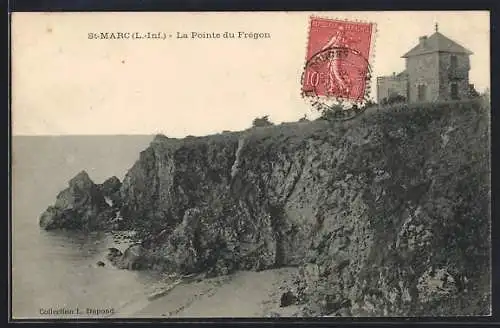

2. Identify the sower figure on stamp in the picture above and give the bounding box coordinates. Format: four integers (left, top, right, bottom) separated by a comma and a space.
321, 29, 361, 97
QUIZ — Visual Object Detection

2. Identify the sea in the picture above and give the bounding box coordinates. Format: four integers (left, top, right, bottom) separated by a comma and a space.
11, 135, 168, 319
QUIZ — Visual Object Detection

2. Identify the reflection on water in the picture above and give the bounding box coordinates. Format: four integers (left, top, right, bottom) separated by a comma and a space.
12, 215, 161, 319
42, 230, 110, 258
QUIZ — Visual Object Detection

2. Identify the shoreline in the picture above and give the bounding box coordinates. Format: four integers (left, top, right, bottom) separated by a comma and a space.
110, 267, 301, 318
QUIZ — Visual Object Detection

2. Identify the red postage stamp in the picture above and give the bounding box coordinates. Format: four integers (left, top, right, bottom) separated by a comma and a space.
302, 17, 375, 103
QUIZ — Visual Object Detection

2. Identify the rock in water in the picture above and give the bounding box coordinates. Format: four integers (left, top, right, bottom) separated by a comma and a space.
106, 247, 123, 265
116, 244, 146, 270
106, 245, 147, 270
39, 170, 115, 230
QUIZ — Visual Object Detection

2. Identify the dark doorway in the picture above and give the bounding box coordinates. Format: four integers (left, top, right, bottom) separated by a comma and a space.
417, 84, 427, 102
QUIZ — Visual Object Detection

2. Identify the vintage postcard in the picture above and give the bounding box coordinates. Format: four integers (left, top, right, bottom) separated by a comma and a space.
11, 11, 491, 319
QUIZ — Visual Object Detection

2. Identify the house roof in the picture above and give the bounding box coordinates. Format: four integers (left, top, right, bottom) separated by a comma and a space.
396, 70, 408, 77
376, 70, 408, 81
402, 31, 473, 58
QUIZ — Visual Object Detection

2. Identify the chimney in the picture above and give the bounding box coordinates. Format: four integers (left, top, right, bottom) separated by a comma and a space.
419, 36, 428, 48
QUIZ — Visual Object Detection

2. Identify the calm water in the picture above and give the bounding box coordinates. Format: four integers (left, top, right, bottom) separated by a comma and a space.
12, 135, 163, 319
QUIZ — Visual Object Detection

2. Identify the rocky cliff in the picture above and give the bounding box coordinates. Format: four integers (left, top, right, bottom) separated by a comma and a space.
39, 172, 122, 230
39, 98, 491, 316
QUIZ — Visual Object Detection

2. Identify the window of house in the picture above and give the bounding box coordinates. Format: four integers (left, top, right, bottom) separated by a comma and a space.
417, 84, 427, 102
450, 55, 458, 70
451, 83, 459, 100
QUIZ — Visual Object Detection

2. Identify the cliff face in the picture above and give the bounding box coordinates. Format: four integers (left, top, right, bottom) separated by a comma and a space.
119, 135, 239, 234
39, 98, 491, 316
119, 99, 491, 316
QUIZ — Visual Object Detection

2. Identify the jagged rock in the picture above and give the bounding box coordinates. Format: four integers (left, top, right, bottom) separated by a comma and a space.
115, 244, 146, 270
107, 244, 146, 270
98, 176, 122, 208
39, 171, 115, 230
106, 247, 123, 265
280, 290, 297, 307
99, 176, 121, 195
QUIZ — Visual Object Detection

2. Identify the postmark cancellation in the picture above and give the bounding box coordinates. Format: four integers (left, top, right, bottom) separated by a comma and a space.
301, 17, 376, 116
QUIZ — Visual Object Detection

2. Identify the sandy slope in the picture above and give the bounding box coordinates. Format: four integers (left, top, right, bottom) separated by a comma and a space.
127, 267, 301, 318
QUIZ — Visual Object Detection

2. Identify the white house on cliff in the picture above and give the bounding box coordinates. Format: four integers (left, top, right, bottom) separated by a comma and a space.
377, 24, 475, 104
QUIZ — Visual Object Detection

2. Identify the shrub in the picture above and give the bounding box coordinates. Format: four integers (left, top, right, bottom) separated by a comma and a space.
299, 114, 310, 122
252, 115, 274, 127
364, 99, 377, 107
319, 104, 345, 121
382, 94, 407, 106
468, 84, 480, 98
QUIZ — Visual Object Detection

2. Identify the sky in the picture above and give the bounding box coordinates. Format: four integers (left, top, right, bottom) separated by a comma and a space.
12, 11, 490, 137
